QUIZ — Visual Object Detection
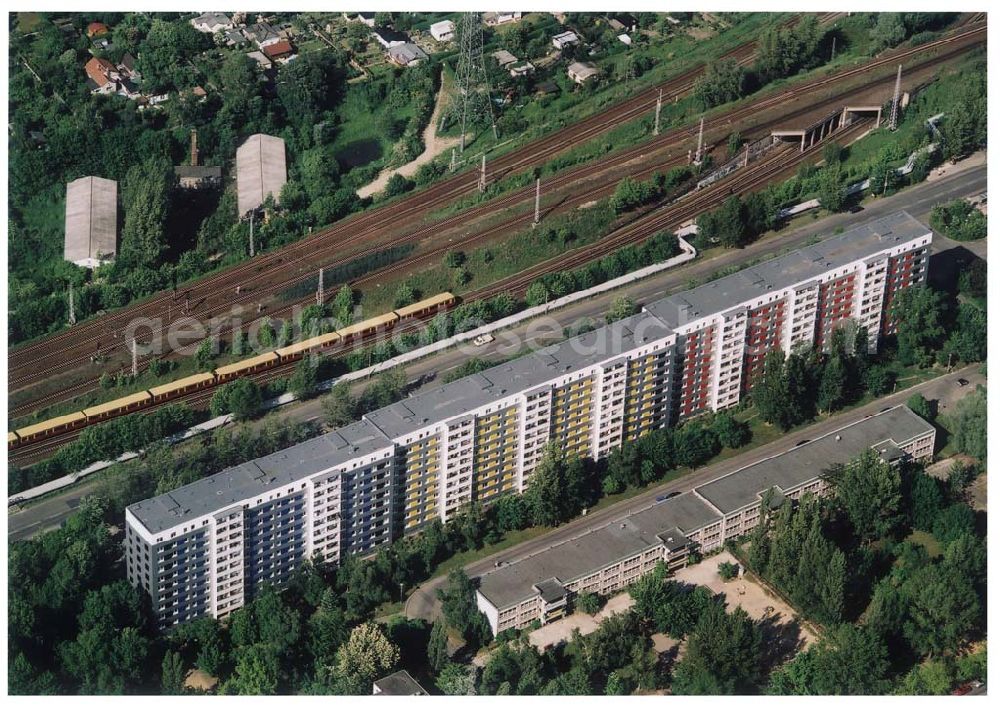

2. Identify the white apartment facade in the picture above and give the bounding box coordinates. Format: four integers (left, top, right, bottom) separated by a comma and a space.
126, 212, 932, 628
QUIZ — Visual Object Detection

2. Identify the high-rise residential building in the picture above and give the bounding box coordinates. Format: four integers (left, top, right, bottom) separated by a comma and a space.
126, 212, 931, 628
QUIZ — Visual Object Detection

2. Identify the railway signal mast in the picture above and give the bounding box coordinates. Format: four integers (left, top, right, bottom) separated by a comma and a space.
479, 154, 487, 193
450, 12, 498, 153
889, 64, 902, 131
316, 268, 324, 306
131, 338, 138, 377
249, 212, 256, 257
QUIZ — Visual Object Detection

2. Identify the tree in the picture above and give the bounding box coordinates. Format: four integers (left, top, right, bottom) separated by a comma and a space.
492, 494, 529, 532
950, 386, 986, 461
671, 604, 762, 694
753, 350, 795, 429
331, 285, 355, 327
336, 623, 400, 692
443, 250, 466, 268
577, 591, 602, 615
427, 621, 450, 674
211, 378, 263, 420
817, 354, 849, 412
903, 566, 980, 657
394, 282, 417, 308
889, 286, 947, 367
226, 644, 279, 695
769, 624, 891, 694
119, 156, 172, 270
605, 295, 637, 323
437, 569, 489, 646
931, 503, 975, 545
864, 365, 894, 396
906, 393, 934, 421
322, 382, 356, 427
525, 280, 550, 307
817, 167, 848, 212
694, 59, 747, 109
524, 443, 586, 526
943, 302, 987, 364
908, 471, 945, 531
308, 589, 348, 668
288, 358, 319, 400
437, 662, 477, 695
825, 448, 903, 543
161, 650, 186, 694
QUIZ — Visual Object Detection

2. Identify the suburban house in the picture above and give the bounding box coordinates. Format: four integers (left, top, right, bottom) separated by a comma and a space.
86, 21, 109, 38
84, 57, 119, 94
567, 61, 601, 84
246, 50, 273, 70
262, 40, 296, 64
175, 165, 222, 190
190, 12, 233, 34
618, 33, 632, 45
429, 19, 455, 42
344, 12, 377, 27
510, 61, 535, 78
119, 52, 141, 81
388, 43, 429, 68
552, 30, 580, 50
493, 49, 518, 67
372, 27, 410, 48
245, 22, 281, 48
224, 29, 248, 47
483, 11, 523, 26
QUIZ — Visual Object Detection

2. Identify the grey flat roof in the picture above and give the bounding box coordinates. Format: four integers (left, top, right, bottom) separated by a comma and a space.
478, 406, 933, 609
373, 670, 427, 696
477, 492, 720, 609
129, 420, 391, 535
695, 405, 934, 514
645, 211, 930, 329
64, 176, 117, 263
236, 133, 287, 216
365, 313, 673, 440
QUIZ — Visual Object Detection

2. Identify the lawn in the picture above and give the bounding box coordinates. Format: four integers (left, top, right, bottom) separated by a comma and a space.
905, 529, 944, 558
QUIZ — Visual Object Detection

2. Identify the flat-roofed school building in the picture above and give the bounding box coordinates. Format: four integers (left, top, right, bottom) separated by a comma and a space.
475, 405, 935, 636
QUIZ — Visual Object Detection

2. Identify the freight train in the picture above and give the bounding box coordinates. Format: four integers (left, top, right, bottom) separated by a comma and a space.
9, 292, 456, 450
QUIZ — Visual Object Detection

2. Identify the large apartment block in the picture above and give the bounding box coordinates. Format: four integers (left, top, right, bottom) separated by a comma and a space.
475, 405, 936, 636
126, 212, 932, 627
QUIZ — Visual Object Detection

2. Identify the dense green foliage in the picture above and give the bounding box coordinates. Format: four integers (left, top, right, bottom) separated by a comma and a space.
930, 199, 987, 242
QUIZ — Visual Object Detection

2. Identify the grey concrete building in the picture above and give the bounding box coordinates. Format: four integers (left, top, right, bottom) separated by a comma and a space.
236, 133, 287, 216
475, 405, 935, 635
64, 176, 117, 268
126, 213, 932, 628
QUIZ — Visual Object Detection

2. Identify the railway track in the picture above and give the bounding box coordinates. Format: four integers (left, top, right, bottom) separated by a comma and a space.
9, 14, 849, 386
8, 21, 986, 423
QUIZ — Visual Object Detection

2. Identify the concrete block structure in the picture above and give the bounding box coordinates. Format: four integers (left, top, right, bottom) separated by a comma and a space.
64, 176, 117, 268
126, 212, 932, 628
475, 405, 936, 635
236, 134, 287, 216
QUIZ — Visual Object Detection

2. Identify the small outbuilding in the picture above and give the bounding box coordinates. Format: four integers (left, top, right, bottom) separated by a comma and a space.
429, 20, 455, 42
567, 61, 601, 84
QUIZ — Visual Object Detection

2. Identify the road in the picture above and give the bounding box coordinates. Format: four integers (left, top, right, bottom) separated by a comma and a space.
7, 161, 985, 542
404, 364, 986, 623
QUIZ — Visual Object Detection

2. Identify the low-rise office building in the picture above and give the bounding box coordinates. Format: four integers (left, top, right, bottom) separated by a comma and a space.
126, 213, 932, 628
475, 404, 936, 635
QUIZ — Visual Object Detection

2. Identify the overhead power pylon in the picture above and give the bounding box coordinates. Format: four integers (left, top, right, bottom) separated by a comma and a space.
450, 11, 498, 153
889, 64, 903, 130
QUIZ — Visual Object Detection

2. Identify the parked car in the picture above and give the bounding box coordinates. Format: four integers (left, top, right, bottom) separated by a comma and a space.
473, 333, 495, 346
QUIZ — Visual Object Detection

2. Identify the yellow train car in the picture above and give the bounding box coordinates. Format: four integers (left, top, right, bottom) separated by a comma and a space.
83, 391, 154, 423
337, 311, 400, 340
394, 292, 456, 320
8, 431, 21, 450
275, 331, 342, 362
215, 351, 281, 382
16, 411, 88, 444
150, 372, 217, 403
